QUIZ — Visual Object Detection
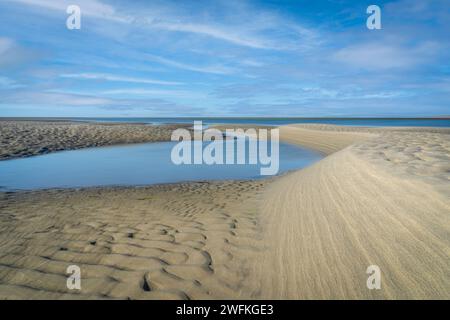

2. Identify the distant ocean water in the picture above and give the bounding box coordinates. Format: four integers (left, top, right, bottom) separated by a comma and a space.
70, 117, 450, 127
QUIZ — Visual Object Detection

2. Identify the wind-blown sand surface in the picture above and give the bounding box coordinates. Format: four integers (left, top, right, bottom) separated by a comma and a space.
255, 125, 450, 299
0, 121, 449, 299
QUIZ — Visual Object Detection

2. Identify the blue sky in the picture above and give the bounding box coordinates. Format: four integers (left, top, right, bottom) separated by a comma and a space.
0, 0, 449, 117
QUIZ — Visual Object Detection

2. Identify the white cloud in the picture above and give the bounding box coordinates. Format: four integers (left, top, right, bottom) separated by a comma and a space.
0, 37, 39, 68
146, 55, 237, 75
0, 89, 207, 114
147, 21, 270, 49
1, 91, 112, 106
60, 73, 182, 85
332, 42, 440, 70
0, 76, 23, 89
9, 0, 128, 22
239, 59, 265, 67
7, 0, 318, 51
0, 38, 14, 55
101, 88, 205, 99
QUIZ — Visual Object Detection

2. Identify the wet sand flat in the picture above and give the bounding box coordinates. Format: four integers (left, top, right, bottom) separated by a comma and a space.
0, 120, 190, 160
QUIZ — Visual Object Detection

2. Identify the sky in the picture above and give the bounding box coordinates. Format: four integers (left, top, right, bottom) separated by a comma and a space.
0, 0, 449, 117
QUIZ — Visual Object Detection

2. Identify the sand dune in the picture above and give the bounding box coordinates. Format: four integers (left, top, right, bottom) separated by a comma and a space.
0, 122, 448, 299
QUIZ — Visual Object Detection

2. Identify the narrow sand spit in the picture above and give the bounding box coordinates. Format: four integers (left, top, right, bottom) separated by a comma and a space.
0, 123, 449, 299
253, 125, 450, 299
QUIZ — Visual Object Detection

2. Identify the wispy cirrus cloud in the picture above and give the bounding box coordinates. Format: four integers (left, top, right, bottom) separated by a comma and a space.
146, 54, 237, 75
146, 21, 271, 49
8, 0, 318, 51
1, 0, 449, 117
0, 37, 14, 55
0, 37, 40, 68
59, 73, 183, 85
0, 90, 112, 106
0, 88, 207, 116
8, 0, 128, 22
333, 41, 441, 70
101, 88, 206, 99
0, 76, 23, 89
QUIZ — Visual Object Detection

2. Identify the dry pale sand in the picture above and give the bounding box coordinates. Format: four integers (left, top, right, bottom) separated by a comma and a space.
254, 124, 450, 299
0, 120, 190, 160
0, 122, 449, 299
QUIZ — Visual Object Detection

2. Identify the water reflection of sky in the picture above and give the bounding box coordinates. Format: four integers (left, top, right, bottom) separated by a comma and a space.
0, 141, 322, 191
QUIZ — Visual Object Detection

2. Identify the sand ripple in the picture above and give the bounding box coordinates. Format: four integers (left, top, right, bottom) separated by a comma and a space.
0, 181, 266, 299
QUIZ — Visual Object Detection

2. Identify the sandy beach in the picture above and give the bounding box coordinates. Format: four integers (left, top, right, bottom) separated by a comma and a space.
0, 121, 449, 299
0, 120, 191, 160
